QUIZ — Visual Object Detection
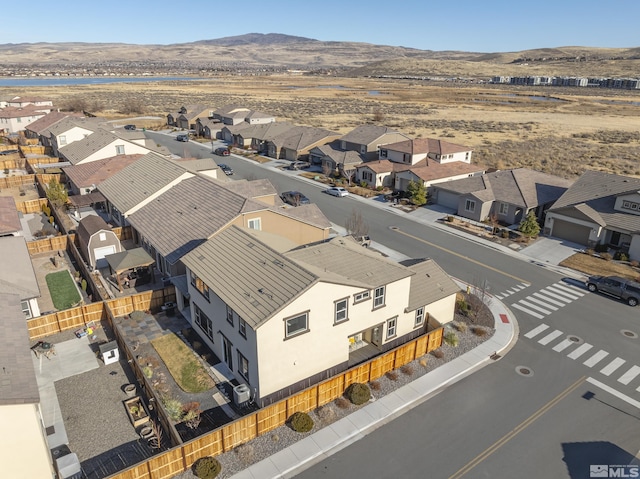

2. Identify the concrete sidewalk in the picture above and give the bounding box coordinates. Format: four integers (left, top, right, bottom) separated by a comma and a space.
231, 286, 517, 479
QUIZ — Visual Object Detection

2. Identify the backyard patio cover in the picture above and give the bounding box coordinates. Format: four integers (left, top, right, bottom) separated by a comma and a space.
67, 191, 106, 208
105, 247, 154, 273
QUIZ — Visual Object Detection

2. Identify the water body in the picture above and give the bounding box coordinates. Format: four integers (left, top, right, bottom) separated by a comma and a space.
0, 76, 203, 87
594, 99, 640, 107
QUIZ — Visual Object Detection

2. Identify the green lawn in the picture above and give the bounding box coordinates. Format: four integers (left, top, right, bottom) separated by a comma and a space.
45, 270, 81, 310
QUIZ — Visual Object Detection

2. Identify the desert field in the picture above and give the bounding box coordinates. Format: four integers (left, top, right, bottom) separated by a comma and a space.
5, 74, 640, 178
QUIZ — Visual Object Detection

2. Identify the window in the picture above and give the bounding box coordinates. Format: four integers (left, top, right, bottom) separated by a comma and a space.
623, 201, 631, 209
248, 218, 261, 230
386, 317, 397, 339
115, 145, 125, 155
354, 290, 370, 303
373, 286, 385, 309
21, 300, 32, 319
360, 145, 366, 154
239, 318, 247, 338
622, 200, 640, 211
499, 203, 509, 215
99, 232, 106, 241
403, 153, 411, 163
237, 351, 249, 381
334, 298, 348, 324
284, 311, 309, 339
59, 135, 67, 146
465, 199, 476, 213
415, 307, 425, 327
380, 149, 388, 158
226, 305, 234, 326
194, 304, 213, 340
190, 271, 210, 301
341, 140, 346, 149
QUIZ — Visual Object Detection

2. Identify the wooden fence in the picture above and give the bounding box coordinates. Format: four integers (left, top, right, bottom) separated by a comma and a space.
27, 302, 106, 339
20, 144, 46, 155
0, 157, 26, 170
105, 325, 443, 479
26, 235, 68, 255
0, 174, 36, 189
17, 197, 49, 214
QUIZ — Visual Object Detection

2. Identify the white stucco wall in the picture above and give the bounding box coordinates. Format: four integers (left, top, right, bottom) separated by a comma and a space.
435, 150, 472, 164
0, 404, 55, 479
75, 140, 154, 165
52, 126, 94, 152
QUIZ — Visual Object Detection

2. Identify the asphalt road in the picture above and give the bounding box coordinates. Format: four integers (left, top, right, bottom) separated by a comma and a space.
147, 131, 640, 479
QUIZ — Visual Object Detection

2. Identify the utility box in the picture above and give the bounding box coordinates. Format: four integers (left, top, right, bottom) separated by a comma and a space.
233, 384, 251, 405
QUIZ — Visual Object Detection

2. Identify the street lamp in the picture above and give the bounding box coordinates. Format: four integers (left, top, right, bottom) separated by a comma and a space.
211, 140, 215, 154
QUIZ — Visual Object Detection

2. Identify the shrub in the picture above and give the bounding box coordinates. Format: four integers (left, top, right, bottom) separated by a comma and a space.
193, 456, 221, 479
444, 331, 459, 347
472, 326, 488, 337
456, 299, 470, 316
419, 357, 428, 368
431, 349, 444, 359
446, 215, 455, 222
376, 186, 384, 191
585, 249, 595, 256
335, 397, 350, 409
235, 443, 255, 465
316, 405, 337, 425
369, 380, 381, 391
346, 382, 371, 405
400, 364, 415, 375
614, 252, 629, 262
289, 411, 314, 433
594, 243, 608, 253
600, 252, 613, 261
162, 397, 183, 421
452, 321, 468, 333
386, 370, 399, 381
142, 366, 153, 379
359, 180, 368, 188
501, 229, 509, 239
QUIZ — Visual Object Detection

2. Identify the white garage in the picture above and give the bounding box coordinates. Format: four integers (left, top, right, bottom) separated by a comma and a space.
94, 245, 117, 269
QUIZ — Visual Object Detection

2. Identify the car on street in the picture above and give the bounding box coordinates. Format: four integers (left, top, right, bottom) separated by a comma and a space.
324, 186, 349, 197
281, 191, 310, 206
124, 124, 136, 130
586, 275, 640, 306
218, 164, 234, 176
176, 134, 189, 142
287, 161, 307, 170
215, 147, 230, 156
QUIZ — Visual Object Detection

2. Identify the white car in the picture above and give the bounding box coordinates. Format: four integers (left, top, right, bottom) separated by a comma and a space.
325, 186, 349, 197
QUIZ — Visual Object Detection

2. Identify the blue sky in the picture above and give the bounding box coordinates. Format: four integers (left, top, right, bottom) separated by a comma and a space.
2, 0, 637, 52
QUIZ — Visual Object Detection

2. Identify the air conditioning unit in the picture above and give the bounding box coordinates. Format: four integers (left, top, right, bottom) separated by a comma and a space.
233, 384, 251, 405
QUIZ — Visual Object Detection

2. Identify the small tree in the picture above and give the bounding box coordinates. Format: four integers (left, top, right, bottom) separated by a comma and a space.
488, 212, 500, 234
519, 210, 541, 239
406, 180, 427, 206
46, 178, 68, 208
345, 208, 369, 238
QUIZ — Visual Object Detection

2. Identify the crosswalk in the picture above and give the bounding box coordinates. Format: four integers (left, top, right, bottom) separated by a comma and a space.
525, 323, 640, 392
508, 282, 585, 319
494, 283, 529, 300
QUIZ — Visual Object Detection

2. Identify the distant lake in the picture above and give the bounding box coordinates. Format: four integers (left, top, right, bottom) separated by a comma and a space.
0, 76, 204, 87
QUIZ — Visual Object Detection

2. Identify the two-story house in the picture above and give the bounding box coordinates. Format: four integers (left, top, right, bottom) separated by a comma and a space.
338, 125, 410, 160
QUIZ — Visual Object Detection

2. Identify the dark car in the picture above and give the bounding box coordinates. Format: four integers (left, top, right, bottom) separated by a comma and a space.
176, 134, 189, 142
124, 124, 136, 130
0, 149, 19, 156
281, 191, 310, 206
215, 147, 230, 156
586, 275, 640, 306
218, 164, 234, 176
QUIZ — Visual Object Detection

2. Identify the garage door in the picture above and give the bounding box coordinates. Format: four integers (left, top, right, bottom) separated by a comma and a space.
551, 219, 591, 245
94, 245, 116, 269
436, 190, 460, 210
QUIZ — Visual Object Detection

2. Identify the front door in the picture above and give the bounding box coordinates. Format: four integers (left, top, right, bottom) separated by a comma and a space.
371, 325, 382, 347
222, 336, 233, 370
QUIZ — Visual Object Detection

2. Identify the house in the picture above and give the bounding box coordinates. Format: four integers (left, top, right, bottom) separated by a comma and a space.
0, 197, 23, 237
6, 95, 54, 108
195, 117, 223, 139
58, 129, 171, 165
394, 159, 486, 192
213, 105, 275, 126
380, 138, 473, 166
124, 175, 331, 279
309, 140, 365, 178
62, 154, 143, 195
338, 125, 410, 160
24, 111, 83, 143
47, 117, 104, 155
167, 105, 215, 130
0, 293, 56, 479
76, 215, 122, 270
182, 227, 459, 407
266, 126, 341, 161
0, 105, 51, 134
545, 170, 640, 258
431, 168, 573, 224
0, 236, 41, 318
220, 122, 253, 143
355, 160, 406, 189
234, 122, 295, 152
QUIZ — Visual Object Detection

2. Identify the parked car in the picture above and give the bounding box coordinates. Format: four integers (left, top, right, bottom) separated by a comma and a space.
215, 147, 230, 156
124, 124, 136, 130
176, 134, 189, 142
324, 186, 349, 197
351, 234, 371, 248
287, 161, 307, 170
281, 191, 310, 206
586, 275, 640, 306
218, 164, 234, 176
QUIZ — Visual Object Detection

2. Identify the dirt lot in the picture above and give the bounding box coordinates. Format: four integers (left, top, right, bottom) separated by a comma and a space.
3, 75, 640, 179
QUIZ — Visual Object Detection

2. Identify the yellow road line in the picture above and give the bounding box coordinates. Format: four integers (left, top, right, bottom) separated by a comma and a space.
394, 228, 528, 284
448, 376, 586, 479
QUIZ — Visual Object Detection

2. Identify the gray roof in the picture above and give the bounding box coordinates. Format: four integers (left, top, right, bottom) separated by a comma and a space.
105, 247, 155, 272
236, 122, 295, 141
406, 259, 460, 312
183, 226, 318, 329
222, 178, 278, 199
275, 204, 332, 229
435, 168, 572, 208
0, 196, 22, 235
126, 176, 262, 264
0, 236, 40, 300
549, 169, 640, 233
271, 126, 340, 151
311, 141, 365, 166
98, 153, 188, 213
340, 125, 405, 145
285, 235, 412, 289
0, 293, 40, 405
48, 116, 103, 137
173, 158, 220, 174
59, 129, 121, 164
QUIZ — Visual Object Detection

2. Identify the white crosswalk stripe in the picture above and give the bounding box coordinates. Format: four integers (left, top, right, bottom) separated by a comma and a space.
618, 366, 640, 385
512, 302, 545, 319
552, 338, 575, 352
554, 283, 585, 297
600, 358, 626, 376
524, 324, 549, 339
519, 299, 555, 315
584, 350, 609, 368
495, 283, 530, 299
511, 282, 583, 319
538, 288, 573, 303
525, 296, 559, 311
546, 285, 581, 301
568, 343, 593, 359
532, 292, 566, 308
539, 330, 563, 345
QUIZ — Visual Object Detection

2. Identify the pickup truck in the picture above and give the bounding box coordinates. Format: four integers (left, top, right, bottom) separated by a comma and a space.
586, 275, 640, 306
351, 235, 371, 248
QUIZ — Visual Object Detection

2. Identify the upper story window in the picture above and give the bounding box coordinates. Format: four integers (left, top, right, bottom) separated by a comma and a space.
248, 218, 261, 230
341, 140, 346, 149
21, 300, 32, 319
239, 317, 247, 338
386, 317, 397, 339
373, 286, 385, 309
226, 305, 234, 326
380, 149, 388, 158
622, 200, 640, 211
354, 290, 370, 304
334, 298, 348, 324
284, 311, 309, 339
115, 145, 125, 155
194, 304, 213, 341
59, 135, 67, 146
415, 306, 425, 327
360, 145, 366, 154
190, 271, 210, 301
